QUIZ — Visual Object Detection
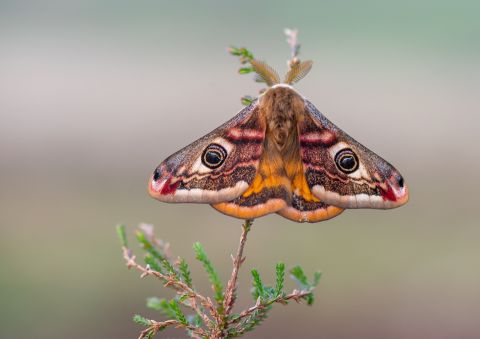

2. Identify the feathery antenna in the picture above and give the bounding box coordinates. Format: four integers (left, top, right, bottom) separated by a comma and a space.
228, 28, 314, 104
250, 59, 281, 87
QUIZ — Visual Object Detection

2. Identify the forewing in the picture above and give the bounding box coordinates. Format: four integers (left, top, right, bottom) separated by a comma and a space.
300, 100, 409, 209
149, 101, 266, 204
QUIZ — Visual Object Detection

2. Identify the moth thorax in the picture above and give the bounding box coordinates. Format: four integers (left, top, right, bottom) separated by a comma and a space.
260, 87, 305, 151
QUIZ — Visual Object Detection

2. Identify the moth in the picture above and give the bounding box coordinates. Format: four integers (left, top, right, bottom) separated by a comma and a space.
149, 59, 408, 223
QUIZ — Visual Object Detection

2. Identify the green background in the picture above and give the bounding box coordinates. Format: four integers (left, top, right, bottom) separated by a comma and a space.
1, 1, 479, 338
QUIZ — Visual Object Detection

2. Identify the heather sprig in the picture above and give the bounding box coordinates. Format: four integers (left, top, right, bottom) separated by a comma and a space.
117, 220, 320, 339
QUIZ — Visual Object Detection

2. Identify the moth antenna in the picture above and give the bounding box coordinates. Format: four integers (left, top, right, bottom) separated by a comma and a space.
250, 59, 281, 87
253, 73, 266, 83
284, 60, 313, 85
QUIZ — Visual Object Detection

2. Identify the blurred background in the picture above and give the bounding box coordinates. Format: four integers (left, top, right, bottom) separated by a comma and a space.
1, 1, 479, 338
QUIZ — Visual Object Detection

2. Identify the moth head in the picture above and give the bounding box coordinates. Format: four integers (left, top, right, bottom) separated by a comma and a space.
308, 133, 408, 209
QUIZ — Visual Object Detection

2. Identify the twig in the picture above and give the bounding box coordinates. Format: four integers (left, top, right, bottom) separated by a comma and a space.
189, 296, 214, 330
285, 28, 301, 67
223, 219, 253, 316
229, 289, 313, 326
139, 223, 173, 260
138, 319, 207, 339
122, 247, 223, 327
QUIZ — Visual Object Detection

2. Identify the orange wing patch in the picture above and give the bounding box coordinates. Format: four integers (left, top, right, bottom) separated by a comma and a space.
278, 162, 344, 222
213, 153, 343, 222
285, 160, 319, 202
212, 152, 290, 219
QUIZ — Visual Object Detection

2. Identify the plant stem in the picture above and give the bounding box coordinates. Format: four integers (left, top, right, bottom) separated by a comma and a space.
229, 288, 313, 327
223, 219, 253, 318
122, 246, 222, 326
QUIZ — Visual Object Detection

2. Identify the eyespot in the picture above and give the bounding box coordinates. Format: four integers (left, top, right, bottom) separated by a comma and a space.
397, 175, 404, 188
335, 148, 359, 174
153, 168, 161, 181
201, 143, 227, 169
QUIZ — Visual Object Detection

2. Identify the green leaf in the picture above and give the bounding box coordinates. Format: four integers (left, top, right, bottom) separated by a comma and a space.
275, 262, 285, 297
193, 242, 224, 306
289, 266, 321, 305
251, 269, 265, 300
133, 314, 151, 326
134, 313, 168, 338
289, 265, 309, 289
135, 229, 149, 246
136, 231, 166, 263
144, 254, 163, 273
169, 299, 188, 326
229, 307, 270, 336
228, 46, 254, 60
188, 313, 203, 327
227, 46, 243, 56
116, 225, 128, 247
178, 293, 190, 303
178, 258, 193, 288
313, 271, 322, 287
241, 95, 254, 106
140, 330, 155, 339
146, 297, 176, 319
137, 230, 179, 279
306, 292, 314, 306
146, 297, 164, 310
243, 219, 253, 232
239, 47, 254, 60
238, 67, 254, 74
161, 259, 178, 278
227, 46, 240, 56
263, 286, 277, 300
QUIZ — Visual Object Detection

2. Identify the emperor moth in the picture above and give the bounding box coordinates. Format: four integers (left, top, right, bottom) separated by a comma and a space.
149, 59, 408, 223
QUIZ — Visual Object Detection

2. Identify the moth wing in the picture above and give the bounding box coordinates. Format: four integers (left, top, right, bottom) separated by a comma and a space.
300, 100, 409, 209
277, 193, 344, 223
276, 144, 344, 223
149, 101, 266, 204
211, 148, 291, 220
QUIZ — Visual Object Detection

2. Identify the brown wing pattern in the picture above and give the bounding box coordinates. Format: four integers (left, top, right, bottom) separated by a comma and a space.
300, 100, 408, 209
149, 101, 266, 204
